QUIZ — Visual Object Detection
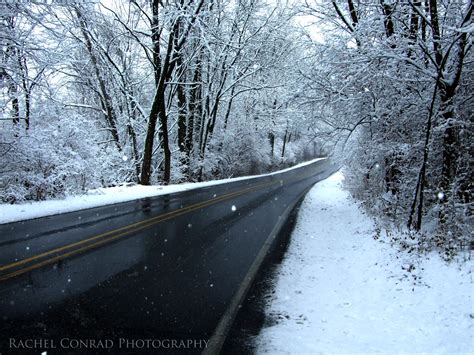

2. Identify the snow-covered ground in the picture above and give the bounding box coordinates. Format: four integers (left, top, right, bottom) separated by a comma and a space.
0, 158, 324, 225
256, 172, 473, 354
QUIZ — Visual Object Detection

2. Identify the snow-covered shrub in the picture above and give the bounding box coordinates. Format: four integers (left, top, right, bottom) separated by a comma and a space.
201, 122, 272, 180
0, 111, 128, 202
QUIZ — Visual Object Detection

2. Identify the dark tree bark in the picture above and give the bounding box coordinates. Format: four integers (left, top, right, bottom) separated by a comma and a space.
281, 122, 289, 158
177, 81, 187, 154
428, 0, 443, 67
222, 85, 236, 131
407, 73, 440, 230
409, 1, 420, 41
141, 0, 205, 185
268, 132, 275, 157
141, 35, 174, 185
408, 2, 472, 228
17, 53, 30, 130
347, 0, 359, 28
331, 0, 360, 46
9, 81, 20, 126
187, 57, 202, 158
175, 17, 187, 155
380, 0, 395, 38
331, 1, 354, 32
436, 3, 471, 222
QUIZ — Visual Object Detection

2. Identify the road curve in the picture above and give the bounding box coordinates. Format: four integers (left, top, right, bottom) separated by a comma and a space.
0, 159, 335, 354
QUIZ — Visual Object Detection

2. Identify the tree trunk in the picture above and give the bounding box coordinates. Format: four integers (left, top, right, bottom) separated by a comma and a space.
76, 8, 121, 151
175, 20, 187, 155
428, 0, 443, 67
9, 81, 20, 126
187, 57, 202, 158
409, 1, 420, 41
141, 93, 160, 185
381, 1, 395, 38
281, 124, 288, 158
223, 86, 236, 131
436, 3, 471, 223
438, 90, 458, 223
140, 0, 205, 184
407, 73, 440, 230
127, 120, 140, 181
18, 54, 30, 130
269, 132, 275, 157
177, 82, 187, 154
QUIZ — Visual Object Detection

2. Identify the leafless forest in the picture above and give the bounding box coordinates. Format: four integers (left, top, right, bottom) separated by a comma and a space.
1, 0, 472, 254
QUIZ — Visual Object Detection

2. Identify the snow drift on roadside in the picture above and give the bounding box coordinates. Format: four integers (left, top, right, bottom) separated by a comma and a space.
0, 158, 325, 225
256, 171, 473, 354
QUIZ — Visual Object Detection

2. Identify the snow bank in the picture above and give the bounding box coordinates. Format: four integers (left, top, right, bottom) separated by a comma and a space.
0, 158, 325, 225
256, 171, 473, 354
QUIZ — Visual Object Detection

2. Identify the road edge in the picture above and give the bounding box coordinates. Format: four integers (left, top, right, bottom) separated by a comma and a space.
0, 158, 327, 226
202, 183, 316, 355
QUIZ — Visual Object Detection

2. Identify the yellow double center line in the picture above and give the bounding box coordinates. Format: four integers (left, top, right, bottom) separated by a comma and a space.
0, 180, 278, 283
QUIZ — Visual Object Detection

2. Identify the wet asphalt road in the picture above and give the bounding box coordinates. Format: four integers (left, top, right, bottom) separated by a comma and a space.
0, 159, 334, 354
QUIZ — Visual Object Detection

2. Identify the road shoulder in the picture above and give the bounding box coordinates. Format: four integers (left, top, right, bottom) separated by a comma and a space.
255, 171, 473, 353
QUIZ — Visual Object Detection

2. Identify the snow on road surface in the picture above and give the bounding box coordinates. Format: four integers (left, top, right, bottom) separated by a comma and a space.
0, 158, 325, 225
256, 171, 473, 354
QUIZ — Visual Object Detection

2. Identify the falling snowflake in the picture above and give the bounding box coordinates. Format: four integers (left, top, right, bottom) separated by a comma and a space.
122, 156, 128, 161
437, 192, 445, 200
231, 205, 237, 211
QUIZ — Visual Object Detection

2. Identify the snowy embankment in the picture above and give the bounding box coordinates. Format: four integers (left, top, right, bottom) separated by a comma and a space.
0, 158, 324, 225
256, 172, 473, 354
